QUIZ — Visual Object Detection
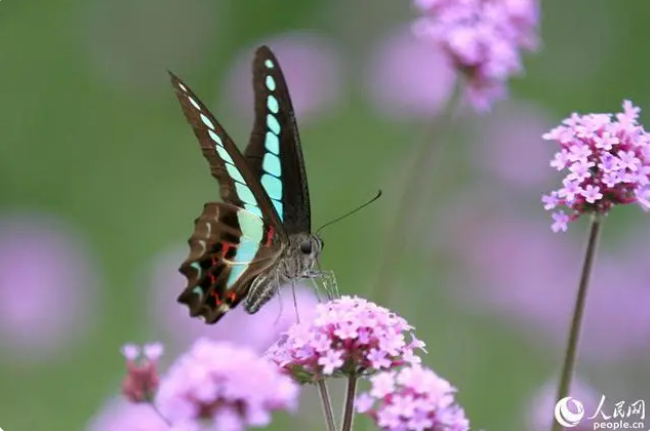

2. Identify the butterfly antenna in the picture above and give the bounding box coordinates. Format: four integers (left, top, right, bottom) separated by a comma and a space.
316, 190, 383, 235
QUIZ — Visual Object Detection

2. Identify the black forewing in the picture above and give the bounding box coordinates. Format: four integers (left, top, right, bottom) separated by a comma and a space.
244, 46, 312, 234
169, 71, 286, 237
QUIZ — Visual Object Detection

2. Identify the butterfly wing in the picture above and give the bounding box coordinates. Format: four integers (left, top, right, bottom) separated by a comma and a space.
178, 202, 282, 323
169, 72, 288, 323
244, 46, 312, 235
169, 71, 286, 230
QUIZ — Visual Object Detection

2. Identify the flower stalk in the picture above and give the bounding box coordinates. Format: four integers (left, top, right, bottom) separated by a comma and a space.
317, 380, 337, 431
552, 215, 602, 431
341, 375, 358, 431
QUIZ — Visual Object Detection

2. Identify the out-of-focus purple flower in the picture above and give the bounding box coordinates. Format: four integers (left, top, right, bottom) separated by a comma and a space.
542, 100, 650, 231
225, 32, 343, 124
440, 189, 650, 362
0, 212, 99, 360
265, 296, 426, 383
413, 0, 540, 112
87, 398, 172, 431
366, 25, 456, 119
356, 365, 470, 431
121, 343, 163, 403
473, 101, 555, 189
147, 247, 319, 354
528, 377, 600, 431
155, 338, 299, 430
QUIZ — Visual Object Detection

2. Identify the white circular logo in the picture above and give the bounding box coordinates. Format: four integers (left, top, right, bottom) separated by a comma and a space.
554, 397, 585, 428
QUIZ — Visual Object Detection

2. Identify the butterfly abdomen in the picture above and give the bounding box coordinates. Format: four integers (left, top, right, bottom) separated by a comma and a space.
244, 268, 286, 314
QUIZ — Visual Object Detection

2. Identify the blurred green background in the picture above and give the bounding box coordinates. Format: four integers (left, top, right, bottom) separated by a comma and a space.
1, 0, 649, 430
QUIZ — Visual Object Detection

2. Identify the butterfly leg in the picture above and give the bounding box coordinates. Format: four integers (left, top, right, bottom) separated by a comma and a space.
272, 276, 284, 326
310, 277, 323, 303
324, 270, 339, 299
290, 278, 301, 324
305, 265, 324, 304
308, 263, 338, 300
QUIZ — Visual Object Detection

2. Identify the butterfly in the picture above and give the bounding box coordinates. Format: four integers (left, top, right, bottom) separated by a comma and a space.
168, 46, 324, 324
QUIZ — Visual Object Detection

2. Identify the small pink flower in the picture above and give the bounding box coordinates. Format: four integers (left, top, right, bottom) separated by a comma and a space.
412, 0, 540, 112
542, 192, 559, 210
155, 339, 298, 429
551, 149, 570, 170
551, 211, 569, 233
542, 100, 650, 231
357, 365, 470, 431
121, 342, 163, 403
265, 296, 425, 382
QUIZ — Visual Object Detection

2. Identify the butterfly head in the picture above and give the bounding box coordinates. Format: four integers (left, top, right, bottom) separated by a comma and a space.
288, 233, 323, 277
299, 234, 323, 255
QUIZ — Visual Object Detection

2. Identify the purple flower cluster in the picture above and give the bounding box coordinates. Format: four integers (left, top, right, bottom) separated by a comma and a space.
413, 0, 539, 112
155, 338, 299, 431
121, 343, 163, 403
542, 100, 650, 232
265, 296, 426, 382
356, 365, 470, 431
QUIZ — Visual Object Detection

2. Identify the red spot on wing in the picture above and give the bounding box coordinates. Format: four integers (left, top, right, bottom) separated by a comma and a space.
265, 226, 275, 246
210, 290, 223, 305
226, 291, 237, 303
222, 243, 231, 258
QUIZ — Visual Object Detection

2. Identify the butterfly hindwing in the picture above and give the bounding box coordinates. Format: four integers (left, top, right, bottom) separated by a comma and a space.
178, 202, 282, 324
244, 46, 312, 235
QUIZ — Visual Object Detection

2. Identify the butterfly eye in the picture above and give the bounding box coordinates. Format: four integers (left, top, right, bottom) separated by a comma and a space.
300, 241, 312, 254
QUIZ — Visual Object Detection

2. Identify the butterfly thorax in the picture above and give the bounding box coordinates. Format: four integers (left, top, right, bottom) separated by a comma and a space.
243, 232, 323, 314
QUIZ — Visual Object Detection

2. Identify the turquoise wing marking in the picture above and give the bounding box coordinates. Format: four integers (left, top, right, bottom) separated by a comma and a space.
224, 209, 265, 288
170, 72, 283, 230
244, 46, 312, 234
245, 56, 285, 221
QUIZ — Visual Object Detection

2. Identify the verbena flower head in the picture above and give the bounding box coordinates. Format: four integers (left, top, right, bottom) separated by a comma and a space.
542, 100, 650, 232
413, 0, 540, 112
121, 342, 163, 403
356, 365, 470, 431
155, 338, 299, 431
265, 296, 426, 383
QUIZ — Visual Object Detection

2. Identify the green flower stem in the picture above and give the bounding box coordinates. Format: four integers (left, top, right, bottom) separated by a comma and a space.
317, 380, 337, 431
551, 214, 602, 431
341, 375, 358, 431
371, 80, 464, 306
